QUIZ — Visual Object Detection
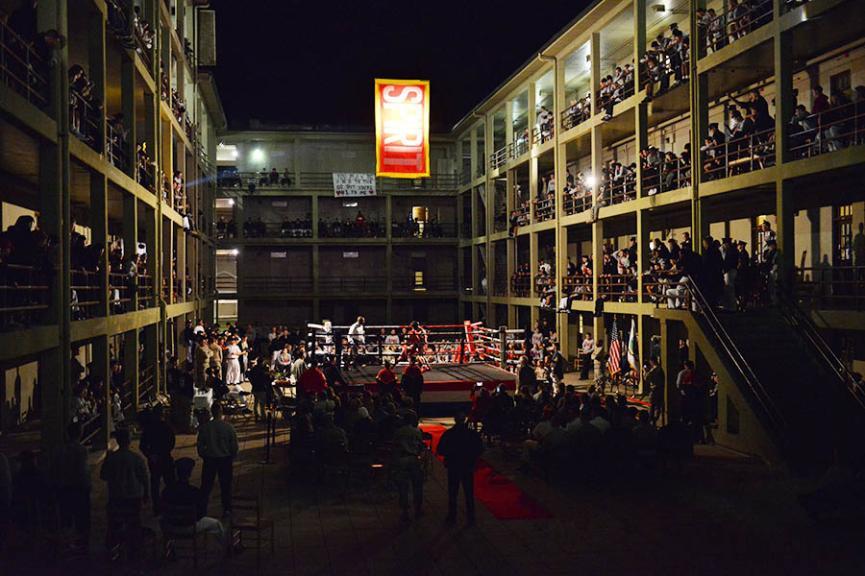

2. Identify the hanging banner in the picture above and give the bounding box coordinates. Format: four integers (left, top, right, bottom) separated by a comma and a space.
374, 78, 430, 178
332, 173, 376, 197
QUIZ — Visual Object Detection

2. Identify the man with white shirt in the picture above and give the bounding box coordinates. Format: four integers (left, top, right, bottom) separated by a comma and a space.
348, 316, 365, 347
346, 316, 366, 368
579, 333, 595, 380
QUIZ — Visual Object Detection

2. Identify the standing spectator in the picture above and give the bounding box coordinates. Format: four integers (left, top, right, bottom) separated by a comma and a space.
376, 360, 398, 397
437, 412, 484, 526
197, 403, 239, 517
579, 333, 595, 380
223, 336, 244, 386
139, 404, 175, 516
646, 358, 666, 425
51, 422, 91, 547
100, 428, 149, 550
298, 358, 328, 398
401, 356, 425, 418
248, 357, 273, 422
393, 413, 425, 522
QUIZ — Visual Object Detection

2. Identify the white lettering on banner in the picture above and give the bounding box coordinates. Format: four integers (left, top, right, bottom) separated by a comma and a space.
382, 85, 423, 104
332, 173, 376, 197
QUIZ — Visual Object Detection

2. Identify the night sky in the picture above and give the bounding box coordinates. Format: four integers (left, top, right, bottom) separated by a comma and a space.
209, 0, 593, 132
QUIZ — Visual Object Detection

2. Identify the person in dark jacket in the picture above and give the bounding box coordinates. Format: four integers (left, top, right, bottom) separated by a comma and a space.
161, 457, 225, 546
437, 412, 484, 526
700, 235, 724, 307
139, 404, 176, 515
401, 356, 425, 417
248, 357, 273, 422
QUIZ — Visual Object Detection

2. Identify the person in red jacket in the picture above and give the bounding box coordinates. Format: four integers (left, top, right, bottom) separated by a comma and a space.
376, 360, 398, 398
297, 359, 328, 398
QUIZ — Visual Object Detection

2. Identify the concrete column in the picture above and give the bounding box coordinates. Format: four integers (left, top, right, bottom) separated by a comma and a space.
123, 194, 139, 310
635, 102, 648, 197
121, 56, 137, 178
557, 225, 570, 357
91, 175, 109, 317
776, 180, 795, 290
505, 101, 514, 149
636, 210, 650, 304
659, 318, 669, 426
589, 32, 601, 117
773, 20, 794, 165
89, 7, 106, 153
529, 154, 539, 222
633, 0, 646, 98
39, 347, 65, 452
143, 323, 158, 391
293, 137, 302, 186
527, 80, 537, 144
590, 124, 603, 217
125, 329, 140, 410
93, 335, 111, 448
312, 245, 320, 321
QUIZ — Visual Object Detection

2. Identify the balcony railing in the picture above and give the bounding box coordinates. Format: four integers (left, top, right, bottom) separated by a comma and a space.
561, 274, 593, 301
238, 221, 313, 239
137, 273, 155, 308
71, 269, 103, 320
561, 100, 591, 131
511, 273, 531, 297
600, 178, 637, 207
318, 221, 385, 239
107, 121, 129, 172
109, 272, 133, 314
563, 187, 592, 216
0, 17, 49, 109
598, 273, 638, 302
513, 205, 530, 228
70, 89, 102, 152
0, 264, 50, 329
391, 277, 458, 292
793, 266, 865, 310
240, 277, 314, 293
701, 128, 775, 181
139, 364, 156, 406
532, 123, 554, 146
391, 222, 457, 239
702, 0, 774, 56
643, 278, 692, 309
534, 196, 556, 222
534, 274, 556, 299
217, 171, 460, 191
641, 161, 691, 196
790, 101, 865, 160
492, 278, 508, 297
489, 145, 510, 170
239, 275, 457, 294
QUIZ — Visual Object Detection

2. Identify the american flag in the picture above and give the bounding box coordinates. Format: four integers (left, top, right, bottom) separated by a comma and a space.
607, 319, 622, 376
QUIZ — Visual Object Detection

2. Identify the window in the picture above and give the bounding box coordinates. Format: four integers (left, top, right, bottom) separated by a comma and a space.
830, 71, 851, 96
833, 204, 853, 265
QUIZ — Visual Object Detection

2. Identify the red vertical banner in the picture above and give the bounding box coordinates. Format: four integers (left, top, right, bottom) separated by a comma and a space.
374, 79, 430, 178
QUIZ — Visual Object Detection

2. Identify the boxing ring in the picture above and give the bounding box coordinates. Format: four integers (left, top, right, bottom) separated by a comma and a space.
307, 321, 525, 404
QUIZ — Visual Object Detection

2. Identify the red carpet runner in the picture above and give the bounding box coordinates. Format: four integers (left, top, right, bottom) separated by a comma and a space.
421, 424, 553, 520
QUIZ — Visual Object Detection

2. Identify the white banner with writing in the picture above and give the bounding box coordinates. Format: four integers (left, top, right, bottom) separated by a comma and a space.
333, 173, 376, 197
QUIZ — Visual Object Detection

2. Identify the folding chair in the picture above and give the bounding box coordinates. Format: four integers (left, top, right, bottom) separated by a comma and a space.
231, 494, 274, 567
160, 503, 205, 568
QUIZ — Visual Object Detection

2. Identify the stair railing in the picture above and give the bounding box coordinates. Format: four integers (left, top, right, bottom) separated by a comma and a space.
684, 276, 788, 442
777, 291, 865, 411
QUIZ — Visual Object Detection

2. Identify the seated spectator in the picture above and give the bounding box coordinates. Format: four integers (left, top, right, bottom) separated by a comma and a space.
161, 457, 225, 548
